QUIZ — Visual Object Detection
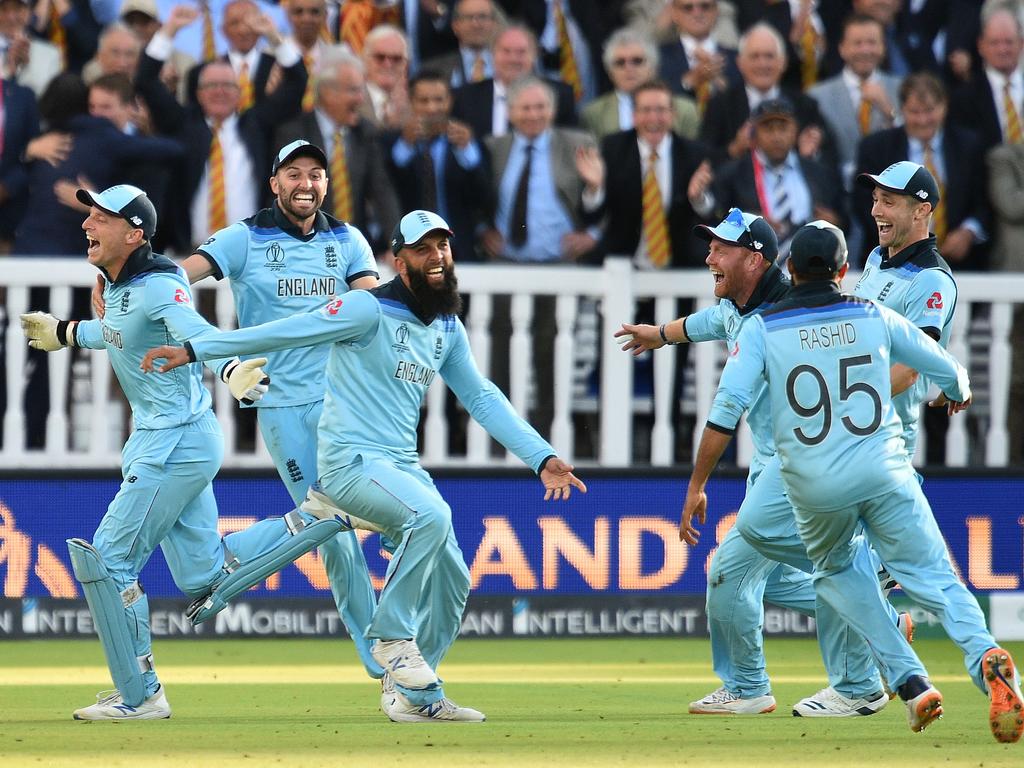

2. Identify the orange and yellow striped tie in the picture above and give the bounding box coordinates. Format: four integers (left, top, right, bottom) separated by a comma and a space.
553, 1, 582, 102
238, 61, 254, 111
302, 53, 316, 111
208, 127, 228, 235
201, 4, 216, 62
858, 96, 872, 135
923, 144, 947, 245
340, 0, 375, 53
1005, 82, 1023, 144
799, 15, 819, 90
642, 150, 670, 268
330, 130, 353, 221
471, 53, 486, 82
696, 80, 711, 116
48, 3, 66, 67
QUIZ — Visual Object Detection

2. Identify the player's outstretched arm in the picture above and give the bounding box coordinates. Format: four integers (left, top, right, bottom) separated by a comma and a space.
539, 457, 587, 501
20, 312, 77, 352
615, 318, 688, 356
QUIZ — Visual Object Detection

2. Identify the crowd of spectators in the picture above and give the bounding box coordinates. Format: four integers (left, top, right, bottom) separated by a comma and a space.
4, 0, 1024, 461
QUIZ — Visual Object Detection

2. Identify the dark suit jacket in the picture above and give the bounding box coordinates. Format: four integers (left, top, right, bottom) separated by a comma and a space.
275, 113, 400, 252
949, 73, 1005, 153
854, 125, 991, 270
657, 40, 740, 99
32, 0, 100, 74
382, 133, 493, 262
0, 79, 39, 240
185, 51, 275, 107
712, 152, 844, 232
135, 50, 307, 252
452, 77, 576, 140
583, 128, 708, 267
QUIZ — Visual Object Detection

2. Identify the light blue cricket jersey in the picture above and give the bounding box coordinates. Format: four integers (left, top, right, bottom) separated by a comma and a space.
708, 283, 969, 512
196, 205, 379, 408
853, 237, 956, 456
684, 264, 790, 478
75, 246, 217, 430
186, 278, 556, 472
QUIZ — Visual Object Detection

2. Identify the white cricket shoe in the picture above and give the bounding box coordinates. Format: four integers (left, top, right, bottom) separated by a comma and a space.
371, 639, 439, 690
73, 686, 171, 721
792, 686, 887, 717
688, 686, 776, 715
905, 684, 943, 733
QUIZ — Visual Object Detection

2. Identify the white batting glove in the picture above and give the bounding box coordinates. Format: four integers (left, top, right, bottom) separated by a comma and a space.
222, 357, 270, 404
20, 312, 76, 351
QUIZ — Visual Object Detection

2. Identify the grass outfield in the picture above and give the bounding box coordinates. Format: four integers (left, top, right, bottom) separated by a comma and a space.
0, 638, 1021, 767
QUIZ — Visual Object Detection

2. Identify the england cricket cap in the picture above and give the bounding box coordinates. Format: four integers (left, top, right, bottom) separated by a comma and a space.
857, 160, 940, 206
76, 184, 157, 240
788, 220, 849, 275
694, 208, 779, 263
272, 139, 328, 174
391, 210, 453, 252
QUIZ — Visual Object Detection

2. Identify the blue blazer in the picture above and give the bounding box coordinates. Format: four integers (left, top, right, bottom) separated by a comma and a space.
0, 79, 39, 239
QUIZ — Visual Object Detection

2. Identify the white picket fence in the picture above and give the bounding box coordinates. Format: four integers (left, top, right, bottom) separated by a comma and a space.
0, 257, 1019, 469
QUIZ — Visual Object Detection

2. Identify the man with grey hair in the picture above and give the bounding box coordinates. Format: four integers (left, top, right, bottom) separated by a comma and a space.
584, 25, 698, 140
361, 24, 410, 129
277, 49, 400, 253
83, 22, 141, 83
701, 22, 832, 167
422, 0, 500, 88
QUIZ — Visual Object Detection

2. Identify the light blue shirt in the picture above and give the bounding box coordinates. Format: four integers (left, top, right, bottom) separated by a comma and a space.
497, 130, 574, 262
455, 47, 493, 87
616, 91, 633, 130
539, 0, 593, 103
391, 135, 482, 223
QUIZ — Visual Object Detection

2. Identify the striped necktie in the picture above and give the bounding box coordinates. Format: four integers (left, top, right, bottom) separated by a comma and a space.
696, 80, 711, 117
798, 9, 819, 90
858, 96, 872, 135
1005, 81, 1023, 144
773, 168, 792, 237
922, 143, 947, 245
201, 3, 216, 62
471, 53, 486, 83
302, 53, 316, 112
208, 126, 227, 235
48, 3, 66, 67
331, 130, 353, 221
642, 149, 670, 268
554, 1, 582, 102
238, 61, 254, 111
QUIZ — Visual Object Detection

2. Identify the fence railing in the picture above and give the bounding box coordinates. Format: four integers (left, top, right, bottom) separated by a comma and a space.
1, 258, 1019, 469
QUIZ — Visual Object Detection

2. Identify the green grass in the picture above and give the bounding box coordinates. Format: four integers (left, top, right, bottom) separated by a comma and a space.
0, 638, 1021, 767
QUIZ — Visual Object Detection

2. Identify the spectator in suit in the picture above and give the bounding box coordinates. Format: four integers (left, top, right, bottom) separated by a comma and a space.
758, 0, 852, 92
135, 3, 307, 252
0, 0, 60, 96
848, 0, 937, 76
949, 6, 1024, 154
700, 22, 832, 169
385, 70, 491, 262
119, 0, 194, 104
451, 24, 576, 139
389, 0, 456, 71
808, 13, 900, 189
361, 24, 410, 130
480, 76, 596, 437
28, 0, 101, 73
0, 63, 38, 249
855, 72, 990, 269
82, 22, 140, 83
626, 0, 739, 48
422, 0, 499, 88
583, 25, 698, 141
712, 97, 843, 255
987, 139, 1024, 462
276, 50, 400, 255
285, 0, 352, 113
142, 0, 288, 65
658, 0, 740, 113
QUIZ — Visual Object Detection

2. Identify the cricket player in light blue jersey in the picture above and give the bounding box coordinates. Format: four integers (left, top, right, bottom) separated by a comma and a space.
92, 140, 385, 685
142, 210, 587, 722
617, 210, 898, 718
684, 221, 1024, 740
20, 185, 348, 722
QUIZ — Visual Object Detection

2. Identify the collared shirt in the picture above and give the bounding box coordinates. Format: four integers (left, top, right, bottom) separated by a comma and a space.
907, 131, 986, 242
493, 80, 510, 137
391, 133, 482, 222
985, 66, 1024, 141
635, 132, 672, 269
616, 90, 634, 130
314, 108, 346, 147
539, 0, 594, 102
840, 65, 880, 113
366, 82, 390, 123
497, 129, 574, 262
755, 148, 812, 229
227, 46, 262, 80
680, 34, 718, 70
456, 46, 493, 87
745, 84, 780, 113
191, 113, 257, 249
152, 0, 288, 61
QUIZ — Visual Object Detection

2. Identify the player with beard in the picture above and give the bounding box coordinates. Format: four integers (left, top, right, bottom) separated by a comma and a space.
141, 209, 586, 722
92, 140, 386, 695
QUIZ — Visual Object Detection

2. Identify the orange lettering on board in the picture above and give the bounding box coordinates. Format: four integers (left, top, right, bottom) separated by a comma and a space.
538, 516, 609, 590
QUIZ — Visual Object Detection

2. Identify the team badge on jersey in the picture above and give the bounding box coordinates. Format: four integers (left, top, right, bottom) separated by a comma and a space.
324, 245, 337, 268
434, 334, 443, 360
265, 242, 286, 272
174, 288, 190, 304
120, 290, 131, 313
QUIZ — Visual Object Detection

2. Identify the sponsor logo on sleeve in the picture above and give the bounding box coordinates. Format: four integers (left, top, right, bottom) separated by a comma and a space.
926, 292, 943, 310
174, 288, 190, 304
324, 298, 344, 316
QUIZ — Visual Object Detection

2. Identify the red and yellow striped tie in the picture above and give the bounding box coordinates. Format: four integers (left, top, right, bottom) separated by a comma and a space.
471, 53, 486, 82
923, 144, 947, 245
238, 61, 254, 111
208, 127, 228, 235
1005, 82, 1023, 144
858, 96, 872, 135
330, 130, 353, 221
302, 53, 316, 111
48, 3, 66, 67
696, 80, 710, 116
553, 1, 582, 102
201, 4, 217, 62
642, 150, 670, 268
799, 13, 819, 90
340, 0, 375, 53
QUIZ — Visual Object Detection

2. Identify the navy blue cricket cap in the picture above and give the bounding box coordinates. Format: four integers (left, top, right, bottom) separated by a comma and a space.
857, 160, 940, 206
694, 208, 779, 263
272, 139, 328, 174
76, 184, 157, 240
789, 220, 849, 275
391, 210, 453, 252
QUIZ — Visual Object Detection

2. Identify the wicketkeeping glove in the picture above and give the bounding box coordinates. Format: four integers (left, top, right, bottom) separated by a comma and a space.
222, 357, 271, 404
20, 312, 76, 351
